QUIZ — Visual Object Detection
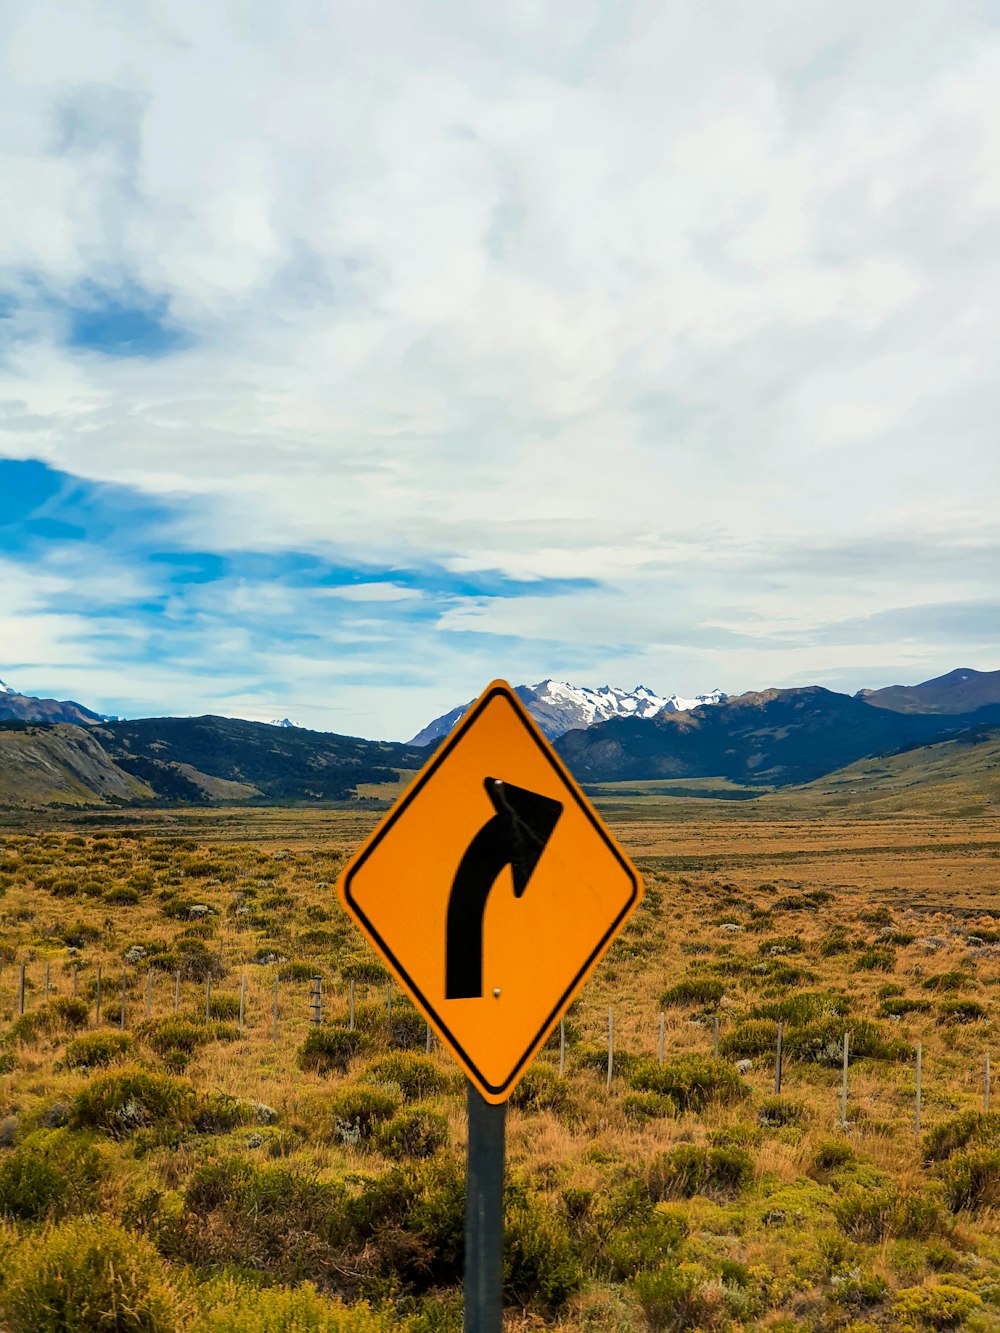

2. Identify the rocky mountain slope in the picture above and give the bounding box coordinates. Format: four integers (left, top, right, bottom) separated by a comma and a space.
858, 667, 1000, 715
0, 678, 107, 726
556, 685, 1000, 787
0, 722, 152, 806
409, 679, 726, 744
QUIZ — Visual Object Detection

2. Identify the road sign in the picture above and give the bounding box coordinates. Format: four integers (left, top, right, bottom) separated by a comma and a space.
337, 678, 643, 1103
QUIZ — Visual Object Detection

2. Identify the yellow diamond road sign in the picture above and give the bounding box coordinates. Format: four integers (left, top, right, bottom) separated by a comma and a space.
337, 679, 643, 1102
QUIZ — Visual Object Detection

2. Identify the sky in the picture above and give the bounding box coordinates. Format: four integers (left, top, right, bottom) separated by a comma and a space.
1, 1, 999, 740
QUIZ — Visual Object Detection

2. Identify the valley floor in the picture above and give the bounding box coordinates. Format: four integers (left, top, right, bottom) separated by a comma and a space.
1, 798, 1000, 1330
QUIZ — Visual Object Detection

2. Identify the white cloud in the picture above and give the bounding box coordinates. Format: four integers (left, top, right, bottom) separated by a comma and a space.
1, 1, 999, 731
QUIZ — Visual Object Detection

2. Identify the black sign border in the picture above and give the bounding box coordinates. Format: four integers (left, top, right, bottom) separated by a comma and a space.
342, 682, 641, 1098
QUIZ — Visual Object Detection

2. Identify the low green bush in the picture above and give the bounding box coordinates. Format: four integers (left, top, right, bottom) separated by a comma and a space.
924, 1111, 1000, 1163
197, 1278, 402, 1332
660, 977, 725, 1007
749, 991, 850, 1026
341, 955, 390, 985
362, 1052, 451, 1101
324, 1087, 399, 1147
646, 1144, 754, 1200
922, 971, 971, 993
937, 998, 987, 1024
63, 1030, 134, 1069
71, 1067, 198, 1137
939, 1148, 1000, 1212
877, 996, 933, 1018
622, 1091, 677, 1123
378, 1108, 448, 1159
634, 1263, 720, 1332
784, 1018, 905, 1066
833, 1184, 946, 1240
297, 1026, 371, 1074
720, 1020, 778, 1058
508, 1065, 575, 1115
0, 1128, 108, 1220
757, 1096, 808, 1128
629, 1055, 749, 1112
893, 1283, 982, 1328
854, 947, 896, 972
0, 1216, 187, 1332
504, 1188, 582, 1314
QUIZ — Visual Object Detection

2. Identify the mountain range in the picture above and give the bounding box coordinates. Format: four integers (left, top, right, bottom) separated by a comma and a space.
1, 666, 999, 808
408, 679, 727, 745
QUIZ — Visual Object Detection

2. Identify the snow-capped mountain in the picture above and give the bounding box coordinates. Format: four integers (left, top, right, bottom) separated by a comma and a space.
269, 717, 298, 729
408, 679, 727, 745
0, 678, 16, 695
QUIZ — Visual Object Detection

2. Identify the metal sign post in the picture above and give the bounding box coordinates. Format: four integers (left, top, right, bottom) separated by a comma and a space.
465, 1083, 506, 1333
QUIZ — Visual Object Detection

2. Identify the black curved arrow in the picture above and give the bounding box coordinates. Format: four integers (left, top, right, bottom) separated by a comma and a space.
445, 777, 563, 1000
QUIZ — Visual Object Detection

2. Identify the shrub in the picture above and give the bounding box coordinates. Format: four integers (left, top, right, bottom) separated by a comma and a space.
833, 1185, 946, 1241
278, 960, 316, 982
812, 1138, 855, 1172
629, 1055, 749, 1112
175, 940, 226, 981
105, 886, 140, 905
922, 971, 971, 993
623, 1091, 677, 1123
206, 993, 241, 1020
646, 1144, 754, 1200
508, 1065, 575, 1115
71, 1067, 197, 1137
660, 977, 725, 1007
757, 1096, 807, 1128
924, 1111, 1000, 1163
750, 991, 850, 1025
50, 996, 90, 1029
0, 1129, 108, 1220
378, 1108, 449, 1159
341, 955, 390, 984
504, 1190, 582, 1313
893, 1284, 982, 1328
297, 1026, 371, 1074
362, 1052, 453, 1101
854, 947, 896, 972
635, 1263, 722, 1332
784, 1018, 905, 1066
197, 1279, 401, 1332
136, 1016, 235, 1060
0, 1216, 187, 1332
819, 930, 851, 957
720, 1020, 778, 1058
937, 998, 987, 1024
324, 1087, 399, 1147
63, 1030, 134, 1069
939, 1148, 1000, 1212
877, 996, 933, 1018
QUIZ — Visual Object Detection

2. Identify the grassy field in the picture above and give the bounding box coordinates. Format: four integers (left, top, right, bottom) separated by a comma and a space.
2, 796, 1000, 1330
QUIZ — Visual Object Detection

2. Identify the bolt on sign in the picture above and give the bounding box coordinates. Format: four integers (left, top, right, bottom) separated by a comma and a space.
337, 679, 643, 1103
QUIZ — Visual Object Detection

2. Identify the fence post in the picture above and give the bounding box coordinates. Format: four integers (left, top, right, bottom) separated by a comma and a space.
915, 1042, 922, 1133
348, 979, 355, 1031
205, 975, 212, 1021
985, 1052, 992, 1112
272, 975, 279, 1040
310, 976, 322, 1026
712, 1014, 720, 1059
145, 970, 152, 1020
95, 964, 102, 1026
239, 975, 246, 1035
17, 962, 25, 1016
840, 1032, 850, 1128
559, 1019, 566, 1076
606, 1007, 614, 1091
774, 1021, 784, 1095
174, 970, 181, 1013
